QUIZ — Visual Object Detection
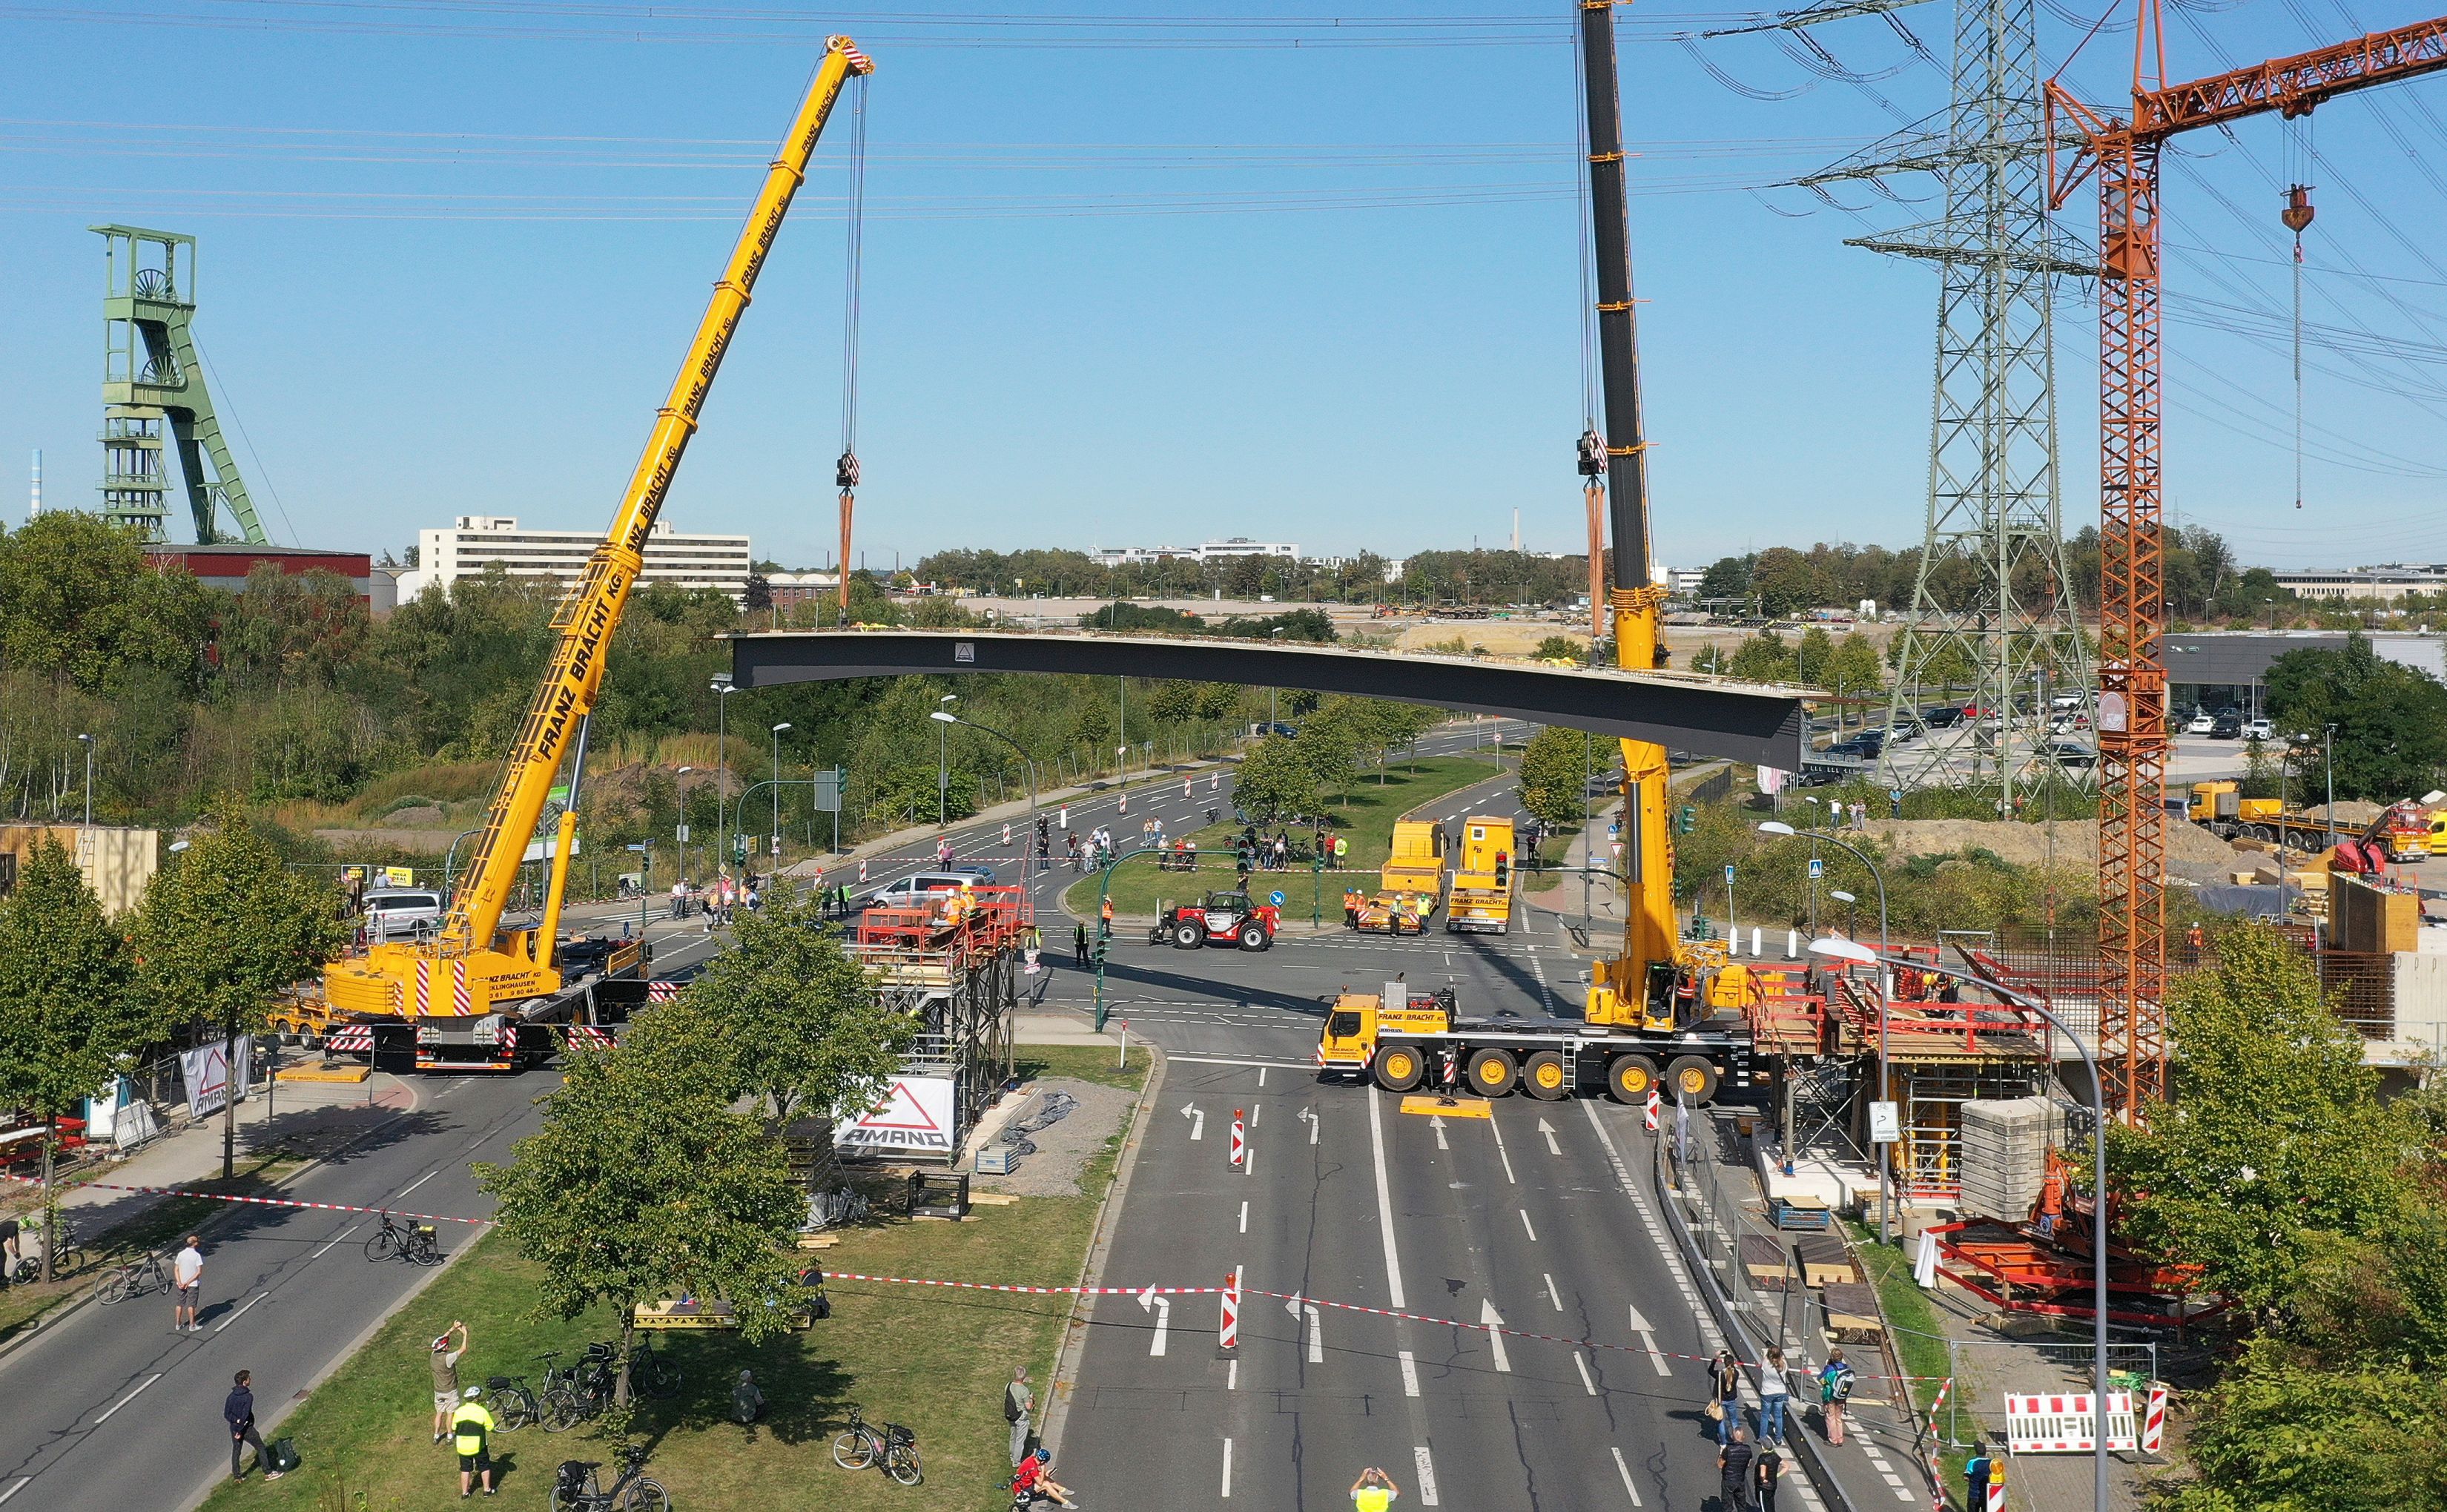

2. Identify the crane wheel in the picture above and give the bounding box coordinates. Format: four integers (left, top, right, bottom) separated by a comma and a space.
1374, 1047, 1425, 1093
1606, 1054, 1661, 1104
1467, 1048, 1518, 1097
1666, 1055, 1718, 1104
1523, 1051, 1571, 1100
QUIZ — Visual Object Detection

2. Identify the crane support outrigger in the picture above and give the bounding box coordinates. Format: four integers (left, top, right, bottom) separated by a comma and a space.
317, 37, 876, 1068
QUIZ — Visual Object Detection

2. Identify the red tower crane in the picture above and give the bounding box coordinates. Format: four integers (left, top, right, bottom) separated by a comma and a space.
2047, 5, 2447, 1118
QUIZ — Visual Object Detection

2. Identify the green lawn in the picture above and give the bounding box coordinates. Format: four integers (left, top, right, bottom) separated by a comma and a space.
204, 1046, 1148, 1512
1063, 754, 1501, 917
1846, 1221, 1972, 1499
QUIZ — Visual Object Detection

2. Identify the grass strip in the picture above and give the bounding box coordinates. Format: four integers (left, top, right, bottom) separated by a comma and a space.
1847, 1221, 1974, 1499
204, 1045, 1146, 1512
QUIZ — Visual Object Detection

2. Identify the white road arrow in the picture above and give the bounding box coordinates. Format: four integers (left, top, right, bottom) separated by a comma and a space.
1536, 1118, 1562, 1157
1284, 1292, 1324, 1362
1626, 1303, 1671, 1376
1139, 1286, 1172, 1356
1298, 1106, 1319, 1145
1183, 1103, 1206, 1141
1481, 1298, 1511, 1373
1430, 1115, 1449, 1151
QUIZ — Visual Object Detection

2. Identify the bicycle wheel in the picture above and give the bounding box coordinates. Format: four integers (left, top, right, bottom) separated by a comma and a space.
363, 1228, 400, 1263
830, 1429, 876, 1470
52, 1247, 85, 1277
886, 1443, 923, 1486
547, 1468, 598, 1512
635, 1353, 680, 1400
541, 1386, 587, 1433
408, 1233, 440, 1265
615, 1476, 672, 1512
496, 1387, 538, 1432
95, 1267, 133, 1306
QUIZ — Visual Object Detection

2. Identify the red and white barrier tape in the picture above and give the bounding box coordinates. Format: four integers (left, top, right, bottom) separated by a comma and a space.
0, 1169, 489, 1225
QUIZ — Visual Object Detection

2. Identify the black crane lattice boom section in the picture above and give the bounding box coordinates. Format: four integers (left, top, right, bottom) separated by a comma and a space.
730, 630, 1809, 769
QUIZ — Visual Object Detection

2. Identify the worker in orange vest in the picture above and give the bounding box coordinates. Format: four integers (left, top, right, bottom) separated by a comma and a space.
1099, 895, 1114, 938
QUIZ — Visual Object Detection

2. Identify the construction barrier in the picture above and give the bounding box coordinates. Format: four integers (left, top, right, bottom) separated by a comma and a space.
1644, 1088, 1660, 1133
2140, 1381, 2168, 1453
1231, 1109, 1246, 1169
325, 1026, 374, 1054
0, 1169, 487, 1225
2003, 1391, 2136, 1453
1219, 1268, 1240, 1350
647, 980, 681, 1001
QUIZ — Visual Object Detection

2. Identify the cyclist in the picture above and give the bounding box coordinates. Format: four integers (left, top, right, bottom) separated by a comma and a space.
429, 1321, 470, 1444
1010, 1447, 1077, 1509
451, 1385, 498, 1497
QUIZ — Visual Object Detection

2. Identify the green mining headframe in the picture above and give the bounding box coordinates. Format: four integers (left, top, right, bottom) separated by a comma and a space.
93, 225, 267, 544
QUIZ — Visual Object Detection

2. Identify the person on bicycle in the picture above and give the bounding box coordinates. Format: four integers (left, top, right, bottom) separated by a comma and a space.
452, 1384, 498, 1497
428, 1321, 469, 1443
1010, 1447, 1077, 1509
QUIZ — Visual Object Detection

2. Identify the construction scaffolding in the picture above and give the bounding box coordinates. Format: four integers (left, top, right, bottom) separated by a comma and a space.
842, 885, 1025, 1161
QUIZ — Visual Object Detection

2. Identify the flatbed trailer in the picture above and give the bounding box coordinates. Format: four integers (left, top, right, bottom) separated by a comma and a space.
1318, 984, 1765, 1104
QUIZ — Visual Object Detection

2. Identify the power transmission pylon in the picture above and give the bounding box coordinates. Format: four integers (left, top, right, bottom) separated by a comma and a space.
1797, 0, 2093, 804
93, 225, 268, 544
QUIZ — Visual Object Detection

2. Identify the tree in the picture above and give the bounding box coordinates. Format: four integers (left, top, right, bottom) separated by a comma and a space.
1291, 703, 1364, 802
475, 1043, 805, 1407
132, 796, 351, 1178
1696, 555, 1754, 603
0, 511, 214, 694
1232, 736, 1318, 822
1794, 626, 1837, 687
1533, 635, 1586, 662
628, 892, 910, 1129
1727, 631, 1794, 684
1824, 632, 1884, 695
1748, 548, 1829, 618
1516, 725, 1586, 829
2265, 632, 2447, 801
0, 839, 140, 1279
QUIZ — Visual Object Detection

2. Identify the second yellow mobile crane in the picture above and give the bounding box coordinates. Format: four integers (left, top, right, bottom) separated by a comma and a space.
317, 37, 876, 1068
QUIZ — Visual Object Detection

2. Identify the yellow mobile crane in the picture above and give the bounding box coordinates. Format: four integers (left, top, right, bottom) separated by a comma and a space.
1316, 4, 1763, 1106
319, 36, 876, 1069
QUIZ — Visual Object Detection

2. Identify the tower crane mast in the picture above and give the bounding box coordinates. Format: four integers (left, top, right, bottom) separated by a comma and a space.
2047, 4, 2447, 1119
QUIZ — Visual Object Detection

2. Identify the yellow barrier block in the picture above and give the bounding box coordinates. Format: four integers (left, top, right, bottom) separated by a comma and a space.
275, 1064, 371, 1084
1400, 1095, 1492, 1119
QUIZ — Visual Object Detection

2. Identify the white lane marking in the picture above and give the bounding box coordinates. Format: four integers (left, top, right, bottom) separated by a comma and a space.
1532, 953, 1554, 1013
0, 1476, 28, 1505
1430, 1114, 1449, 1152
1238, 1201, 1249, 1234
1284, 1293, 1324, 1363
1249, 1102, 1261, 1127
1489, 1115, 1516, 1184
1368, 1089, 1408, 1310
1183, 1103, 1205, 1140
1575, 1351, 1599, 1396
311, 1224, 364, 1258
1544, 1272, 1563, 1311
1611, 1447, 1645, 1505
216, 1292, 268, 1332
94, 1373, 162, 1424
1227, 1357, 1238, 1390
1626, 1303, 1673, 1376
1168, 1054, 1316, 1071
1520, 1209, 1538, 1241
1137, 1287, 1171, 1356
1480, 1299, 1511, 1373
1221, 1437, 1234, 1498
394, 1168, 440, 1199
1245, 1142, 1257, 1177
1303, 1106, 1320, 1145
1398, 1350, 1421, 1398
1258, 1066, 1267, 1086
1536, 1117, 1562, 1156
1413, 1445, 1442, 1506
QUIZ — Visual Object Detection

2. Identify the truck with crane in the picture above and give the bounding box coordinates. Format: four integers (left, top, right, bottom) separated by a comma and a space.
299, 36, 876, 1071
2183, 781, 2430, 863
1354, 819, 1447, 934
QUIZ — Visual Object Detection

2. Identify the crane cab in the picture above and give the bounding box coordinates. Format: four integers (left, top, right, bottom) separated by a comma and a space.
1317, 983, 1454, 1080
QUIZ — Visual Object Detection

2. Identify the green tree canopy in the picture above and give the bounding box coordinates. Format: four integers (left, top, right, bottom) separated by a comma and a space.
2264, 632, 2447, 801
1516, 725, 1587, 829
0, 512, 214, 694
1232, 736, 1320, 822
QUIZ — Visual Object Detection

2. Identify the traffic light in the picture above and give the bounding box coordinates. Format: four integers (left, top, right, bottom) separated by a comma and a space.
1676, 806, 1697, 835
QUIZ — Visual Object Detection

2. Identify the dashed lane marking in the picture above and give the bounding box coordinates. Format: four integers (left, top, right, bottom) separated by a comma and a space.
1413, 1445, 1442, 1507
94, 1373, 161, 1425
1611, 1447, 1645, 1506
1399, 1350, 1421, 1398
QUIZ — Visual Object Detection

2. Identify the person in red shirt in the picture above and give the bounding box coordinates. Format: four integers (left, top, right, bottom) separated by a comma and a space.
1010, 1447, 1077, 1508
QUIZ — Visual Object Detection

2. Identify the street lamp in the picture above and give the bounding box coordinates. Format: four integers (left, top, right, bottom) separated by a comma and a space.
1809, 936, 2110, 1512
934, 710, 1040, 896
75, 733, 93, 827
676, 767, 695, 881
770, 724, 792, 868
1829, 888, 1859, 940
937, 694, 959, 828
2324, 722, 2339, 852
710, 675, 741, 876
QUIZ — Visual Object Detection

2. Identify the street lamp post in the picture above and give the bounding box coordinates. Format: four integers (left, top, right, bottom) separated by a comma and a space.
676, 766, 695, 881
76, 733, 93, 827
1760, 820, 1894, 1239
934, 710, 1040, 899
937, 695, 958, 827
2325, 722, 2339, 851
770, 723, 792, 869
710, 675, 740, 879
1810, 937, 2110, 1512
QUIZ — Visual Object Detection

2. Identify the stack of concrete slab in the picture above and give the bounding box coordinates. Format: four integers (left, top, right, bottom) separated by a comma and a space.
1959, 1097, 2064, 1221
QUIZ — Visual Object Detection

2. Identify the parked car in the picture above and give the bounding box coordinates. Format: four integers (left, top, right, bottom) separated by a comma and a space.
1922, 705, 1967, 729
2045, 740, 2098, 769
1886, 719, 1926, 744
2242, 718, 2274, 742
861, 872, 976, 909
2185, 712, 2215, 736
360, 887, 443, 942
2210, 710, 2244, 739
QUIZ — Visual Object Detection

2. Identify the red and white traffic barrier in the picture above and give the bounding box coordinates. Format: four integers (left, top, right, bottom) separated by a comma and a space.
2139, 1381, 2168, 1453
0, 1172, 489, 1226
566, 1024, 615, 1052
1219, 1267, 1240, 1350
1978, 1463, 2007, 1512
1183, 777, 1193, 797
325, 1026, 374, 1054
859, 859, 869, 882
2004, 1391, 2136, 1453
647, 980, 681, 1001
1644, 1088, 1660, 1133
1231, 1109, 1246, 1170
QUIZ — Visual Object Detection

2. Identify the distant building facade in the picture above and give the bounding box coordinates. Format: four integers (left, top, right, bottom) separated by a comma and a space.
1089, 538, 1300, 568
145, 543, 393, 610
402, 515, 753, 601
2273, 564, 2447, 601
763, 569, 842, 612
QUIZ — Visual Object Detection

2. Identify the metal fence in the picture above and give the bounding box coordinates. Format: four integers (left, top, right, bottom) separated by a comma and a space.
1903, 1327, 2159, 1451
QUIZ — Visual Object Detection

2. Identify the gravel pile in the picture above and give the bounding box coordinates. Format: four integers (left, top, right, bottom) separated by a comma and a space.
1857, 816, 2242, 884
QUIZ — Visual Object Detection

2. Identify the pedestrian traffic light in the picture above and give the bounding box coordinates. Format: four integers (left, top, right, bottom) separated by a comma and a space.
1676, 805, 1697, 835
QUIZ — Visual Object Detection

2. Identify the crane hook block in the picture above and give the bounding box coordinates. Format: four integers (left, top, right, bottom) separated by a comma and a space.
836, 450, 861, 490
2281, 184, 2315, 234
1576, 429, 1605, 478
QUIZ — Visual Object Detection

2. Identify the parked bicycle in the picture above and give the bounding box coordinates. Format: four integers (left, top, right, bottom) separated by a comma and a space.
94, 1248, 165, 1304
486, 1371, 544, 1432
551, 1443, 670, 1512
832, 1404, 923, 1485
541, 1345, 617, 1432
363, 1209, 440, 1265
628, 1336, 681, 1400
9, 1220, 85, 1283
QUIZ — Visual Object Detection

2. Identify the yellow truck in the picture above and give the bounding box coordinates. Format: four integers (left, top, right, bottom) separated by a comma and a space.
1445, 816, 1517, 935
1355, 819, 1449, 934
2187, 780, 2429, 862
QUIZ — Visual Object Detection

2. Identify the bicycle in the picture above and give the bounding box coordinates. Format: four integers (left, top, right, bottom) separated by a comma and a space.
486, 1371, 544, 1432
363, 1209, 440, 1265
542, 1345, 617, 1433
94, 1249, 168, 1304
550, 1442, 670, 1512
10, 1221, 86, 1283
627, 1336, 681, 1401
832, 1403, 922, 1485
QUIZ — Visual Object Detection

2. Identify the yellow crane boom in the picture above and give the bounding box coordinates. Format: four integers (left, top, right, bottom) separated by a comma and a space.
325, 36, 874, 1029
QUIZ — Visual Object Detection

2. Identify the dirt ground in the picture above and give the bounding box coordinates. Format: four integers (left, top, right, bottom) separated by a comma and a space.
968, 1077, 1137, 1198
1857, 815, 2247, 884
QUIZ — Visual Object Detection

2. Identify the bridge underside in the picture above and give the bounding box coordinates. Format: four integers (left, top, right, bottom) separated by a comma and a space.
728, 630, 1807, 768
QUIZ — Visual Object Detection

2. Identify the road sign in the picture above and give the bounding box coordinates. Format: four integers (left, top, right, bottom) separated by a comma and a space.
1269, 891, 1285, 906
813, 767, 845, 813
1869, 1100, 1901, 1143
1724, 864, 1736, 883
1809, 857, 1823, 880
676, 824, 690, 843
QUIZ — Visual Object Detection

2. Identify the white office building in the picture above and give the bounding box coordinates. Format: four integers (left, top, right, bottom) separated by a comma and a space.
406, 515, 755, 601
1089, 538, 1301, 568
2272, 564, 2447, 602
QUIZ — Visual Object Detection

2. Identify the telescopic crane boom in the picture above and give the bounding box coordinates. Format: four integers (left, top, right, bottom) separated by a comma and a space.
324, 36, 875, 1032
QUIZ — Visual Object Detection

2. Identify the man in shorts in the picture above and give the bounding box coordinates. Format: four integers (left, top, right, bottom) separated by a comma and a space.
451, 1384, 498, 1497
173, 1235, 204, 1333
429, 1321, 470, 1443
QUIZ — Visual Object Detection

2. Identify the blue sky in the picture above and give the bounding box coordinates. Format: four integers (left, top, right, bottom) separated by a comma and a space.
1, 1, 2442, 572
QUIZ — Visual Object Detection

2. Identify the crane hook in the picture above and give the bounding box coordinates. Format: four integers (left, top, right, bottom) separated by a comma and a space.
2282, 183, 2315, 234
1576, 429, 1606, 478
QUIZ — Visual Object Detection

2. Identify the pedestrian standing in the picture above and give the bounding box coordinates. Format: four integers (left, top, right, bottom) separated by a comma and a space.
1718, 1424, 1755, 1512
1098, 896, 1114, 938
452, 1385, 497, 1496
1074, 923, 1090, 966
1710, 1348, 1742, 1445
1350, 1466, 1401, 1511
1819, 1348, 1855, 1446
1757, 1345, 1791, 1445
733, 1368, 767, 1433
173, 1234, 204, 1333
1005, 1365, 1034, 1466
225, 1370, 282, 1482
1754, 1442, 1785, 1512
428, 1321, 469, 1443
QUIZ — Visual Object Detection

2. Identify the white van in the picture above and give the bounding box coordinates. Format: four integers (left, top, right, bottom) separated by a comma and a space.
361, 887, 443, 942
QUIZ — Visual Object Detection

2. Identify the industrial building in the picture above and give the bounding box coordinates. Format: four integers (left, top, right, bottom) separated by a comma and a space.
2273, 564, 2447, 601
1088, 538, 1299, 568
144, 543, 394, 610
400, 515, 754, 601
2166, 629, 2447, 716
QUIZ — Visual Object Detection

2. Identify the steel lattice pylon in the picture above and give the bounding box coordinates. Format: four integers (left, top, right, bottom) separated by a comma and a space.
1812, 0, 2094, 802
